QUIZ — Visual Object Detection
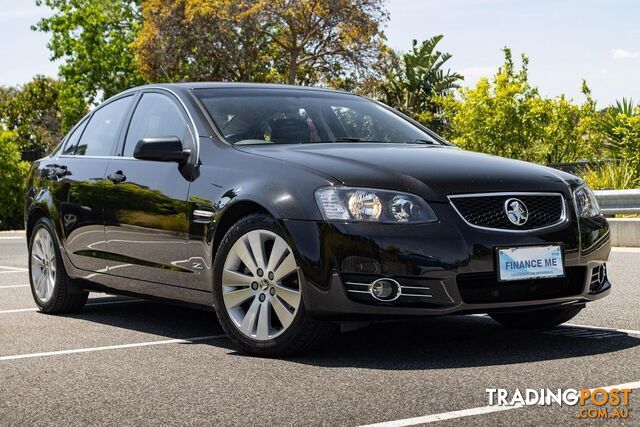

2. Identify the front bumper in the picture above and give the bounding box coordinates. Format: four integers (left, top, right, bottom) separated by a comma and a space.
282, 202, 611, 320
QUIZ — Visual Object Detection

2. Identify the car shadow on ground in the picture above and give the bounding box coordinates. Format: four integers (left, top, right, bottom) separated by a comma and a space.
59, 296, 640, 370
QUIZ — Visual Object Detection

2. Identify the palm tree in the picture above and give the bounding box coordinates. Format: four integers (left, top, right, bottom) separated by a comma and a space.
598, 98, 640, 176
381, 35, 463, 131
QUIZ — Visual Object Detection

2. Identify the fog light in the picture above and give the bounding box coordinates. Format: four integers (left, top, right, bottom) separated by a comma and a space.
370, 278, 400, 301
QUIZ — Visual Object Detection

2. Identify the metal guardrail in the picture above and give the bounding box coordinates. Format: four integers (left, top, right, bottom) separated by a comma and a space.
594, 189, 640, 215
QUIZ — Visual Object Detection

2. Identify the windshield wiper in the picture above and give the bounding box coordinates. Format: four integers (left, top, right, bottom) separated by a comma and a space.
296, 137, 372, 144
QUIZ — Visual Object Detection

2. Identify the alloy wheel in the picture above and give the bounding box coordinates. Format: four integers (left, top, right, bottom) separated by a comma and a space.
221, 229, 301, 341
31, 227, 57, 303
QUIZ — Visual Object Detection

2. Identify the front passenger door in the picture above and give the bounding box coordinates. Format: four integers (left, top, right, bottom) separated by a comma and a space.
103, 92, 195, 286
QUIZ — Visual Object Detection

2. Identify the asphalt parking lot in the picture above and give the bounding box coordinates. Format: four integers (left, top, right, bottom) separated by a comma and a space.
1, 235, 639, 426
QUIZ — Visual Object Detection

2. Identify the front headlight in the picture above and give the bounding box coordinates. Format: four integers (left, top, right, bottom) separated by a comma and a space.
573, 184, 601, 218
314, 187, 437, 223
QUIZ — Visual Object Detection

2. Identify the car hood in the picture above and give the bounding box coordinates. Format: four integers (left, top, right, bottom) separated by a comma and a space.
235, 143, 579, 202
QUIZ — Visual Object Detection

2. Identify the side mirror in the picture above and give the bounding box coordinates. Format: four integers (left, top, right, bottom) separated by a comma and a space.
133, 137, 191, 163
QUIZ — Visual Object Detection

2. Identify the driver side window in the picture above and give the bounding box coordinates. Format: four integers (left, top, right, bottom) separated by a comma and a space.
123, 93, 193, 157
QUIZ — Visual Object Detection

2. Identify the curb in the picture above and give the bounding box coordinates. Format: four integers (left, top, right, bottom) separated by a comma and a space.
0, 230, 25, 238
608, 218, 640, 248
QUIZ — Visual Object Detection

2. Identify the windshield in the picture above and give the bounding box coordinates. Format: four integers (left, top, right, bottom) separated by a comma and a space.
194, 88, 440, 146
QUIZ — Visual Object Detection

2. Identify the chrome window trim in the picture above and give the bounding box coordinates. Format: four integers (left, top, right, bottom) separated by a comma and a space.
133, 87, 200, 163
55, 87, 200, 163
447, 192, 569, 233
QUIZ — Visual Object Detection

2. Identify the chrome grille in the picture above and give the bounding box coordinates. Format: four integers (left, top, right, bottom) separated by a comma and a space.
449, 193, 566, 231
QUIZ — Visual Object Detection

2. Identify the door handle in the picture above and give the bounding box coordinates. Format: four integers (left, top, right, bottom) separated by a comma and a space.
43, 164, 68, 179
53, 165, 68, 178
107, 171, 126, 184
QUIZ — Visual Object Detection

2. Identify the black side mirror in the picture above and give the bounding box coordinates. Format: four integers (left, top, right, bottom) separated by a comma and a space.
133, 137, 191, 163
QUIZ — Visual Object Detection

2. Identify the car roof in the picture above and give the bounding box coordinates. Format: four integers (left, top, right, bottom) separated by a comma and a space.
128, 82, 349, 95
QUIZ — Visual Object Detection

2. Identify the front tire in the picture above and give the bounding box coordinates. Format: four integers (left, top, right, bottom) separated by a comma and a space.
212, 214, 334, 356
28, 218, 88, 313
489, 306, 583, 329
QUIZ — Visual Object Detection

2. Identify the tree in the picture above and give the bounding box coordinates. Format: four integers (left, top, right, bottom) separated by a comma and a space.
34, 0, 145, 130
0, 76, 63, 152
438, 48, 599, 164
135, 0, 270, 83
0, 131, 30, 230
379, 36, 463, 131
598, 98, 640, 173
134, 0, 387, 85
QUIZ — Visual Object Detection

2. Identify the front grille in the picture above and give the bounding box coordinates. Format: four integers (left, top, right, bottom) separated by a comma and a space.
449, 193, 565, 230
457, 267, 586, 304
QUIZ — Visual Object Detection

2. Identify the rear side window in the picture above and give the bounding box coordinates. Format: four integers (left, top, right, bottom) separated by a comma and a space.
61, 119, 88, 155
123, 93, 193, 157
76, 95, 133, 156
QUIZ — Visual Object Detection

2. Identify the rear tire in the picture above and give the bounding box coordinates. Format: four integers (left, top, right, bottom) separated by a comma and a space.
489, 306, 583, 329
28, 218, 88, 314
212, 213, 335, 356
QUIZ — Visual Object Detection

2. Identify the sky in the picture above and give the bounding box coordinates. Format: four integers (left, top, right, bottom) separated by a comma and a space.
0, 0, 639, 107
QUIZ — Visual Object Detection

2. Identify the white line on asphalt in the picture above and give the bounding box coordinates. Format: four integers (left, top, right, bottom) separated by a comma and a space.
358, 381, 640, 427
0, 284, 29, 289
0, 334, 227, 362
0, 271, 27, 274
567, 322, 640, 337
470, 314, 640, 337
0, 299, 146, 314
0, 236, 24, 240
611, 247, 640, 253
0, 308, 38, 313
0, 266, 28, 271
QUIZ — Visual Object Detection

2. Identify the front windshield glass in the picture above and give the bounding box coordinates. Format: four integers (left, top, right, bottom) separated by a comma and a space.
194, 88, 440, 146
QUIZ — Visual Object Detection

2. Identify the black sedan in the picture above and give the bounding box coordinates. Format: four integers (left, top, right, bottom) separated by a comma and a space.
24, 83, 611, 356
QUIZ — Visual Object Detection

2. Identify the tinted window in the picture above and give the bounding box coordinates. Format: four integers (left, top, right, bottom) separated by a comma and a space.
61, 119, 88, 155
195, 89, 438, 146
76, 96, 133, 156
123, 93, 193, 157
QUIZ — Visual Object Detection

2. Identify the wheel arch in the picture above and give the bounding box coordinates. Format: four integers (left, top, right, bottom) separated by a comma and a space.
26, 206, 52, 243
211, 199, 274, 266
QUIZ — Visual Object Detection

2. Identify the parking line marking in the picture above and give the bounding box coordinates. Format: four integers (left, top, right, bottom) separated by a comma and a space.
0, 334, 227, 362
358, 381, 640, 427
471, 314, 640, 337
0, 299, 145, 314
0, 308, 38, 314
566, 322, 640, 337
0, 266, 28, 271
611, 247, 640, 253
0, 236, 24, 240
0, 284, 29, 289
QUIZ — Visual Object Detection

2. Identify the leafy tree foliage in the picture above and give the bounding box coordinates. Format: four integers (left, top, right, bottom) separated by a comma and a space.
579, 161, 639, 190
598, 98, 640, 173
0, 131, 30, 230
34, 0, 145, 130
377, 36, 463, 131
134, 0, 387, 85
0, 76, 63, 152
439, 49, 599, 164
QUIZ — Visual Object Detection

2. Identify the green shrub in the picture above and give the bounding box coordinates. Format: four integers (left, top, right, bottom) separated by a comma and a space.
438, 49, 599, 164
579, 161, 640, 190
598, 99, 640, 175
0, 131, 30, 230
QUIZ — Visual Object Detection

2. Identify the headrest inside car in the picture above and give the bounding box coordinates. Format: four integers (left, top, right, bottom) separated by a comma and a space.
270, 118, 310, 144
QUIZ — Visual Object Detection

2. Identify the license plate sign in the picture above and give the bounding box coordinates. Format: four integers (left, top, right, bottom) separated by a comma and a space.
497, 245, 564, 281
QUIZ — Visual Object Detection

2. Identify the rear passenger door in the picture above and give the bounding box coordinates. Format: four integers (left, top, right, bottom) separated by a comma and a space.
103, 91, 194, 286
55, 95, 135, 272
